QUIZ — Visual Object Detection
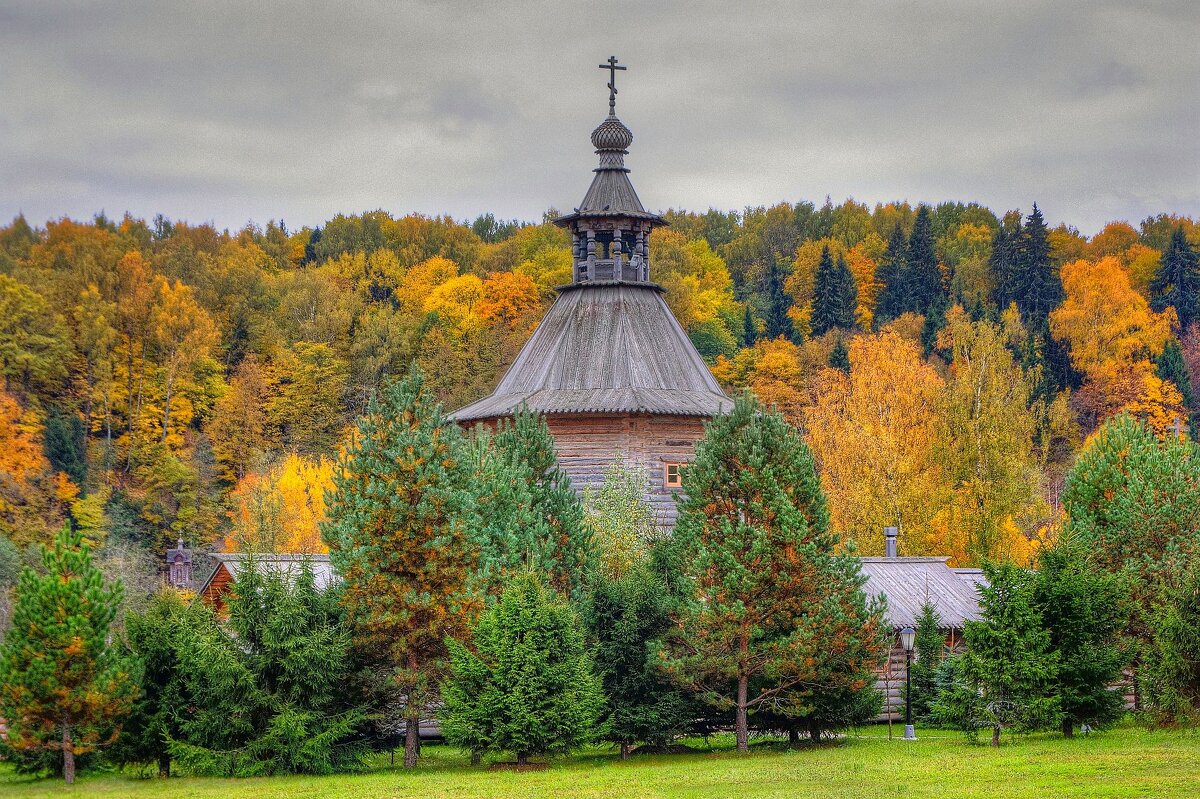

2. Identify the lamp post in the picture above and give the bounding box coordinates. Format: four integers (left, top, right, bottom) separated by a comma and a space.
900, 625, 916, 741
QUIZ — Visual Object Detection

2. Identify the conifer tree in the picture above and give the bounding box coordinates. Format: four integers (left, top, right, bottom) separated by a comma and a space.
954, 563, 1059, 745
111, 588, 190, 777
0, 525, 137, 783
763, 258, 796, 342
1150, 226, 1200, 330
905, 206, 943, 316
812, 246, 858, 335
989, 221, 1018, 311
1033, 538, 1129, 736
908, 600, 944, 720
585, 563, 695, 758
1014, 205, 1060, 324
168, 560, 366, 776
322, 368, 484, 768
441, 573, 603, 765
828, 337, 851, 373
658, 394, 887, 752
470, 409, 591, 600
1156, 339, 1197, 434
873, 223, 908, 326
742, 304, 758, 347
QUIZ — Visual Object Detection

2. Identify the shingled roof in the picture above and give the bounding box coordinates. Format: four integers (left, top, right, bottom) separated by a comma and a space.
451, 281, 731, 421
859, 556, 983, 630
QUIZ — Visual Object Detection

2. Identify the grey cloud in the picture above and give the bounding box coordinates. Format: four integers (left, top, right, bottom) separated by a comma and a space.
0, 0, 1197, 235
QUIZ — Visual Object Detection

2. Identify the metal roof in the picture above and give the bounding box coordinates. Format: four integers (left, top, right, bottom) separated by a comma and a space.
200, 553, 338, 595
450, 282, 732, 421
859, 557, 982, 630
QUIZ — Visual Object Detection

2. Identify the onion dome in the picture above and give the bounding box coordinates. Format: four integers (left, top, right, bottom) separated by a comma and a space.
591, 114, 633, 152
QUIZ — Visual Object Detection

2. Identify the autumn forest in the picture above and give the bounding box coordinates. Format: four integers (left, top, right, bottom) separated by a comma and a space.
1, 199, 1198, 586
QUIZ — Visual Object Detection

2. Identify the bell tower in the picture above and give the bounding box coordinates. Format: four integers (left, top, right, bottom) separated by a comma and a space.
554, 56, 666, 284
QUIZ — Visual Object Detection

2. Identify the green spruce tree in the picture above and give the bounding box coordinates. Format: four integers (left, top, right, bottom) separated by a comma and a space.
873, 222, 908, 326
111, 588, 190, 777
812, 247, 858, 336
441, 573, 603, 766
905, 206, 943, 316
908, 600, 945, 720
585, 563, 696, 758
169, 559, 366, 776
1156, 339, 1197, 435
763, 258, 797, 342
0, 525, 137, 783
658, 394, 887, 752
956, 562, 1059, 746
828, 337, 851, 374
742, 304, 759, 347
1014, 205, 1060, 324
1150, 226, 1200, 330
322, 368, 484, 767
1033, 538, 1129, 736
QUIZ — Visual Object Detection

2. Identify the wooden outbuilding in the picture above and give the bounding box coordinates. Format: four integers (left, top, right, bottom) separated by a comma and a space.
197, 553, 335, 613
450, 61, 731, 526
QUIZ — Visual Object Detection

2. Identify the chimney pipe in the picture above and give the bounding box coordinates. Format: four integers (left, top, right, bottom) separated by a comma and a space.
884, 526, 898, 559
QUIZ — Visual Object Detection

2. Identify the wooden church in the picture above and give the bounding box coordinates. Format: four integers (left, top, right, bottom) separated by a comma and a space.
450, 59, 731, 526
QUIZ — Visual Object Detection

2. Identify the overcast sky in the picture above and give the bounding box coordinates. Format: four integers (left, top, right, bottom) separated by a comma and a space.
2, 1, 1198, 236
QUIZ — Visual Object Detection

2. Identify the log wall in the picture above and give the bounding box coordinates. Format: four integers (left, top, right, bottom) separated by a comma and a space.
545, 413, 708, 528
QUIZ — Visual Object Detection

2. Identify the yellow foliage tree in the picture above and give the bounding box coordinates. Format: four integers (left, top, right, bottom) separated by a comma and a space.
224, 453, 333, 554
0, 391, 69, 545
804, 332, 947, 557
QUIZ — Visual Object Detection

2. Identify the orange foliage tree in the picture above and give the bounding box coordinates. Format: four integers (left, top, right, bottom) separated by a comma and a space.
1050, 257, 1182, 432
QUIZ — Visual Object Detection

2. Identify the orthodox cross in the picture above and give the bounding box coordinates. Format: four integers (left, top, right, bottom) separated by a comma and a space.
599, 55, 626, 114
1169, 415, 1189, 440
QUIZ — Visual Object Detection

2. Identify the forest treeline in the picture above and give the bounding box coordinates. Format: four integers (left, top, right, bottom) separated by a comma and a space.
0, 199, 1198, 583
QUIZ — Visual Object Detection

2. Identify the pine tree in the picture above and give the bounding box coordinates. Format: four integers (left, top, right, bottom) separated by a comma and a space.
812, 247, 858, 335
920, 296, 949, 358
908, 601, 944, 719
0, 525, 137, 783
1150, 226, 1200, 330
658, 394, 887, 752
585, 563, 696, 758
322, 368, 484, 767
1033, 538, 1129, 736
1014, 205, 1061, 324
1140, 562, 1200, 723
763, 258, 796, 342
441, 573, 603, 765
905, 206, 943, 316
470, 409, 592, 600
168, 559, 366, 776
742, 305, 758, 347
873, 223, 908, 326
956, 563, 1059, 745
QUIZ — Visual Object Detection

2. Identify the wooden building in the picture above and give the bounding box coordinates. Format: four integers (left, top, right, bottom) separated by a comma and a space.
859, 529, 984, 720
450, 61, 730, 526
197, 553, 335, 613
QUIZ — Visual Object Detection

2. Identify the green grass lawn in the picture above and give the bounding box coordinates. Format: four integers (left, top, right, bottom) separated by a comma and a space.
2, 725, 1196, 798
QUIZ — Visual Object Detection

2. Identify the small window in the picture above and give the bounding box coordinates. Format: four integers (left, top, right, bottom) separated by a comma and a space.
664, 462, 684, 488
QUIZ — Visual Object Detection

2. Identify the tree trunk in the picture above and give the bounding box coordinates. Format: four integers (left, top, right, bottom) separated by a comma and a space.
620, 742, 631, 760
158, 751, 171, 778
991, 725, 1001, 747
735, 674, 749, 753
470, 751, 481, 766
516, 751, 529, 766
788, 728, 800, 746
404, 716, 419, 768
809, 719, 821, 743
1062, 718, 1074, 738
62, 721, 75, 785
